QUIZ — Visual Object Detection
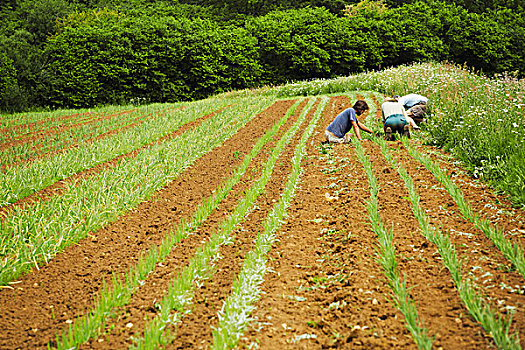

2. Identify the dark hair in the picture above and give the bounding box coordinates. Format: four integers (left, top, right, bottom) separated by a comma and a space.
353, 100, 369, 113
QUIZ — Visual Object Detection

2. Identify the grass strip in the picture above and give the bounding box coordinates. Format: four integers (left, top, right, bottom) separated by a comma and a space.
377, 138, 521, 350
1, 107, 154, 166
131, 98, 317, 350
211, 97, 327, 349
54, 99, 305, 350
0, 96, 275, 285
401, 139, 525, 281
0, 98, 230, 206
354, 138, 433, 349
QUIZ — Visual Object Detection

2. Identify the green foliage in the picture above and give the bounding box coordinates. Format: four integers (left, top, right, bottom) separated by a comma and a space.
177, 0, 353, 16
247, 7, 376, 84
47, 13, 262, 107
0, 0, 76, 111
445, 10, 512, 74
0, 0, 524, 111
377, 1, 450, 67
0, 51, 20, 112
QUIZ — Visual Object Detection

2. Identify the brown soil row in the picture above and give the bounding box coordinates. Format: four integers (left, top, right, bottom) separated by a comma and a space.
0, 105, 226, 218
0, 99, 298, 349
81, 98, 312, 350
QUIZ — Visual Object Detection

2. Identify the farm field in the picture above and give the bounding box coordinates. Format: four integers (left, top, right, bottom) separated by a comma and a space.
1, 85, 525, 349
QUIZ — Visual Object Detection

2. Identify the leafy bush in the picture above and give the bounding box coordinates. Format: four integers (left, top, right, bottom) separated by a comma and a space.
0, 51, 23, 112
247, 7, 380, 85
46, 11, 262, 107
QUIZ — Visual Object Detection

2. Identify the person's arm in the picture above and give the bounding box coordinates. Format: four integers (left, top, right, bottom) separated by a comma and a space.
358, 122, 374, 135
352, 121, 364, 140
403, 109, 417, 129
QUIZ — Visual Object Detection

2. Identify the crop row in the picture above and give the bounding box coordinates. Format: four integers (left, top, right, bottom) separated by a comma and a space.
0, 95, 244, 207
0, 94, 276, 285
0, 106, 163, 168
1, 92, 523, 349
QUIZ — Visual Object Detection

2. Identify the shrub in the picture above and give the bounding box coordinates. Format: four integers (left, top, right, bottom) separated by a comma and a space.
46, 12, 262, 107
0, 51, 23, 112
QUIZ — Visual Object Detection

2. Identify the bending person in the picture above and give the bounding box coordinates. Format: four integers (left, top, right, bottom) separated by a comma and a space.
397, 93, 428, 124
325, 100, 374, 143
381, 97, 416, 141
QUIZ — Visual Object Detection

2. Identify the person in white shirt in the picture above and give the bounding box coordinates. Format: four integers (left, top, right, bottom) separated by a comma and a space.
381, 97, 418, 140
396, 94, 428, 124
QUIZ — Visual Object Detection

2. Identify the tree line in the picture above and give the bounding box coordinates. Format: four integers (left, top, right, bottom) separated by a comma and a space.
0, 0, 523, 112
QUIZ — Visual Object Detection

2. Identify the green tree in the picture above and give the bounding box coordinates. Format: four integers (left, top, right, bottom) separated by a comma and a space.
46, 11, 262, 107
445, 9, 513, 74
248, 7, 375, 84
377, 1, 449, 67
0, 51, 22, 112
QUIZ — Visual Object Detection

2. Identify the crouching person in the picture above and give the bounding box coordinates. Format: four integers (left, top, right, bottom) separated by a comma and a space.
397, 93, 429, 125
381, 97, 414, 141
325, 100, 374, 143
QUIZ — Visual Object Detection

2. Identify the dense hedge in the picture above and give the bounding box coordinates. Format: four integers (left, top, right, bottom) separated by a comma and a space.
0, 52, 19, 111
46, 14, 262, 107
1, 0, 524, 111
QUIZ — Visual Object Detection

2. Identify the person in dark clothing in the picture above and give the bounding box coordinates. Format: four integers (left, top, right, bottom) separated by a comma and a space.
325, 100, 374, 143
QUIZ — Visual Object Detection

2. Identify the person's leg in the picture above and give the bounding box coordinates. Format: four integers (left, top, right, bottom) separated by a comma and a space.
325, 130, 345, 143
403, 124, 411, 138
385, 126, 392, 141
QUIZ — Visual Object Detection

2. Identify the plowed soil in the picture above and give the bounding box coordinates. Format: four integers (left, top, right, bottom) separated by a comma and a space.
1, 96, 524, 349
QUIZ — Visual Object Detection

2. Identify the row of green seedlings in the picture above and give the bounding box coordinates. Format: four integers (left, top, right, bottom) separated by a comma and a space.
366, 91, 525, 281
212, 97, 328, 349
0, 96, 234, 206
377, 138, 522, 350
54, 97, 309, 349
0, 108, 101, 142
0, 95, 277, 285
1, 106, 156, 166
5, 107, 137, 143
353, 138, 434, 349
401, 139, 525, 280
130, 98, 318, 349
1, 108, 146, 168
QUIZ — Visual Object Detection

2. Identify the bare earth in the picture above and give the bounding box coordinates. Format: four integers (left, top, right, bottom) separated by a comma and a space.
0, 96, 524, 349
